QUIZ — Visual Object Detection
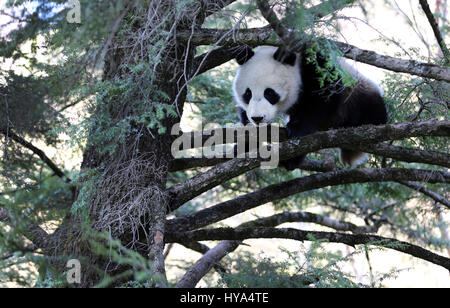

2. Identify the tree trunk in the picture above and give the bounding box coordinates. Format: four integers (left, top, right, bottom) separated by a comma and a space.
48, 1, 196, 287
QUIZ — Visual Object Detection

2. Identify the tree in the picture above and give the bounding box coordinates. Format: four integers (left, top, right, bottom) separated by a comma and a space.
0, 0, 448, 288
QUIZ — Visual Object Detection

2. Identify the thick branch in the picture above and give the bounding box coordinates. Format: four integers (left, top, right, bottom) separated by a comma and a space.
173, 125, 287, 151
169, 140, 449, 173
168, 120, 449, 210
169, 156, 334, 173
167, 168, 449, 233
419, 0, 450, 62
332, 40, 450, 81
349, 143, 450, 168
191, 46, 242, 77
166, 227, 450, 270
181, 27, 450, 81
240, 211, 375, 234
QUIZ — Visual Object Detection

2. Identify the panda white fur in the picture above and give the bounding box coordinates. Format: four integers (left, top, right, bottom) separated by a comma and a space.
232, 45, 387, 170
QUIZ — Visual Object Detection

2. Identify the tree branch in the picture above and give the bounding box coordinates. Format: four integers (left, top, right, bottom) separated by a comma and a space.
175, 207, 377, 288
176, 240, 239, 288
257, 0, 450, 81
181, 27, 450, 81
167, 168, 449, 233
188, 0, 358, 75
169, 141, 449, 173
308, 0, 357, 20
419, 0, 450, 62
191, 46, 241, 77
399, 181, 450, 209
168, 120, 449, 210
169, 156, 335, 173
178, 241, 229, 274
199, 0, 238, 19
166, 227, 450, 270
333, 40, 450, 81
0, 128, 69, 181
349, 142, 450, 168
239, 211, 376, 234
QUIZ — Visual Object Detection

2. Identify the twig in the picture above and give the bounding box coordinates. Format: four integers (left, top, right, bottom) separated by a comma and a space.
399, 181, 450, 209
419, 0, 450, 63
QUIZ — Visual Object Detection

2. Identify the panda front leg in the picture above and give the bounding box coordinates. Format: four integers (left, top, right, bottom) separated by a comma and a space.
280, 119, 318, 171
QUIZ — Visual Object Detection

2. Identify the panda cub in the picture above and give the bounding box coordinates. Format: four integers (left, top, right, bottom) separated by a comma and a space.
232, 45, 388, 170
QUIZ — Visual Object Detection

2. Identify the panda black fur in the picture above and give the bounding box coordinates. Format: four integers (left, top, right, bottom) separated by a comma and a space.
232, 45, 388, 170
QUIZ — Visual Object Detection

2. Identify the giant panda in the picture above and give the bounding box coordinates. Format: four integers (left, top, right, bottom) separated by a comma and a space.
232, 45, 388, 170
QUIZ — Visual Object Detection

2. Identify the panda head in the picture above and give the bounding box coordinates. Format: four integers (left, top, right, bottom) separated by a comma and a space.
232, 45, 302, 125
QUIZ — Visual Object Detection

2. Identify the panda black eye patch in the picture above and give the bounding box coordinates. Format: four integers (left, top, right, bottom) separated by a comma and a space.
242, 88, 252, 104
264, 88, 280, 105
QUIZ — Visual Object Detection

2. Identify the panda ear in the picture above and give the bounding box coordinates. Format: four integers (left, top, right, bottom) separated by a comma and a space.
234, 45, 255, 65
273, 47, 297, 66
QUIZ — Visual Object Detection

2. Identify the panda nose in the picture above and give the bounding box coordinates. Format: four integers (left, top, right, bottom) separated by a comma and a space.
251, 117, 264, 124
